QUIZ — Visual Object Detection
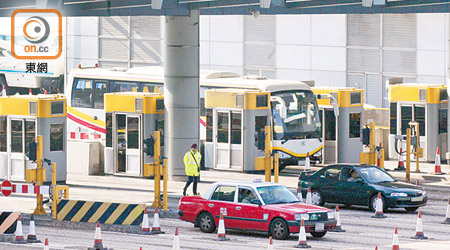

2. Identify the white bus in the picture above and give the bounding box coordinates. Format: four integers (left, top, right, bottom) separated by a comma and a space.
66, 66, 322, 170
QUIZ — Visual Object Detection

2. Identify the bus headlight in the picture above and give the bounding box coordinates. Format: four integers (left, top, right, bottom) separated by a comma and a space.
295, 213, 309, 221
277, 151, 291, 159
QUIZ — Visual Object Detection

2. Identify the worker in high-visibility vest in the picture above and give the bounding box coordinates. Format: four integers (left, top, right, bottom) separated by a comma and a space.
183, 143, 201, 196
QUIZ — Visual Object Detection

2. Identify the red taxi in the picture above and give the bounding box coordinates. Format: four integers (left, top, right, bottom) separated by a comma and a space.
178, 181, 337, 240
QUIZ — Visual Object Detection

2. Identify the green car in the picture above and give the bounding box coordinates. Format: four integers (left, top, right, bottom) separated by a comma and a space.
298, 164, 427, 212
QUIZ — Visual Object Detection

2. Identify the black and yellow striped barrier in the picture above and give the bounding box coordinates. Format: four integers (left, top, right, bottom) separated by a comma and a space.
56, 200, 145, 225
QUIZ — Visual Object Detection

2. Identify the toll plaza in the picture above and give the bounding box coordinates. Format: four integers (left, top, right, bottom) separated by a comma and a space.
312, 87, 364, 164
0, 94, 67, 183
388, 84, 447, 161
204, 88, 271, 171
103, 92, 164, 177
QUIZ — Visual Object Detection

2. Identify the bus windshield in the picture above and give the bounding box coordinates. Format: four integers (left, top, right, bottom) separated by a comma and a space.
270, 90, 321, 141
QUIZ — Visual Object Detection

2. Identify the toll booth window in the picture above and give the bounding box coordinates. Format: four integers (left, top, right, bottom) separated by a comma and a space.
440, 89, 448, 101
206, 109, 213, 142
200, 98, 206, 116
11, 120, 23, 153
0, 116, 6, 152
414, 106, 425, 137
111, 81, 139, 92
51, 101, 64, 115
349, 113, 361, 138
210, 185, 236, 202
72, 78, 93, 108
390, 103, 397, 134
217, 112, 229, 143
50, 124, 64, 151
93, 81, 107, 109
350, 92, 362, 105
439, 109, 448, 134
401, 106, 412, 135
256, 95, 268, 107
25, 121, 35, 147
127, 117, 139, 149
106, 113, 112, 147
231, 112, 242, 144
156, 99, 164, 111
325, 109, 336, 140
155, 119, 164, 146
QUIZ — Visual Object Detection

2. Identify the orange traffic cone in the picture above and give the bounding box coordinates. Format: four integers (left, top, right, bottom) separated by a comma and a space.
44, 238, 49, 250
305, 187, 312, 205
88, 222, 108, 250
434, 147, 444, 175
216, 212, 230, 241
374, 246, 377, 250
332, 205, 345, 232
297, 187, 303, 203
392, 228, 399, 250
29, 88, 32, 95
14, 214, 26, 244
372, 192, 386, 218
395, 148, 405, 171
173, 228, 180, 250
305, 153, 311, 171
151, 207, 165, 234
139, 208, 151, 235
294, 219, 311, 248
1, 85, 6, 97
27, 214, 40, 243
44, 89, 48, 95
442, 199, 450, 224
411, 211, 427, 239
268, 236, 273, 250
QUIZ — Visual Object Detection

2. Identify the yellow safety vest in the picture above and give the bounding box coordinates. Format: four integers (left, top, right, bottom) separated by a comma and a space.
183, 150, 201, 176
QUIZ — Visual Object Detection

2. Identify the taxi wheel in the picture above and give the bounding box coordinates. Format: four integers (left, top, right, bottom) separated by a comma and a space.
311, 190, 324, 206
310, 231, 327, 238
198, 212, 216, 233
269, 218, 290, 240
370, 194, 387, 212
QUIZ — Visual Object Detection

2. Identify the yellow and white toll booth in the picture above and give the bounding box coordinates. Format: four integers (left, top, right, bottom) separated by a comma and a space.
204, 89, 271, 171
312, 87, 364, 164
388, 84, 447, 161
0, 94, 67, 182
104, 92, 164, 176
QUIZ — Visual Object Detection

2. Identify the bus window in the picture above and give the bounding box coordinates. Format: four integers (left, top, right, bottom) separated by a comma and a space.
72, 78, 93, 108
93, 81, 108, 109
140, 83, 155, 93
111, 81, 139, 92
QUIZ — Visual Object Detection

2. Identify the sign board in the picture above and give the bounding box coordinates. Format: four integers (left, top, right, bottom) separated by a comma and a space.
1, 180, 12, 197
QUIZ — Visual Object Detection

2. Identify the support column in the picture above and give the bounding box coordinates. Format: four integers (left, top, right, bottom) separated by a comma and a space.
164, 11, 200, 181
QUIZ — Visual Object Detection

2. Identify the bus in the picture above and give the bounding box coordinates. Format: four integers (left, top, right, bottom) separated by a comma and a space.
66, 66, 322, 170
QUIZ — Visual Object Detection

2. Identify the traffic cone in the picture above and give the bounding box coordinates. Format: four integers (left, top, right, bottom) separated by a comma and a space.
267, 236, 273, 250
88, 222, 108, 250
29, 88, 32, 95
371, 192, 387, 218
305, 187, 312, 205
434, 147, 444, 175
305, 153, 311, 171
374, 246, 377, 250
294, 219, 311, 248
392, 228, 399, 250
377, 143, 382, 167
1, 85, 6, 97
27, 214, 40, 243
44, 238, 49, 250
411, 211, 428, 239
14, 214, 26, 244
216, 212, 230, 241
332, 205, 345, 232
395, 148, 405, 171
415, 180, 419, 187
173, 228, 180, 250
297, 187, 303, 203
442, 199, 450, 224
151, 207, 165, 234
139, 208, 151, 234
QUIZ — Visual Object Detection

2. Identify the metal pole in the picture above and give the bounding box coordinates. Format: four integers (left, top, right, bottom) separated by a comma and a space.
51, 162, 57, 218
152, 131, 162, 208
406, 128, 411, 183
33, 135, 46, 215
264, 126, 271, 182
274, 153, 279, 183
163, 158, 168, 211
369, 122, 376, 165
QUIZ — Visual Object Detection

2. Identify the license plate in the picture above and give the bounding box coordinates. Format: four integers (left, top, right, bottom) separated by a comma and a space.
315, 223, 324, 232
411, 196, 423, 202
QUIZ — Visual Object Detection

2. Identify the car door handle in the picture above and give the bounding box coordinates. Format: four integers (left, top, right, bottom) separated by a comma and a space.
236, 206, 241, 210
208, 203, 214, 207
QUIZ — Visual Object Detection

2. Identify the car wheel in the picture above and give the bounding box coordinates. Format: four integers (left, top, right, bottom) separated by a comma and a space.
198, 212, 216, 233
405, 207, 419, 212
310, 231, 327, 238
370, 194, 387, 213
311, 189, 324, 206
269, 218, 290, 240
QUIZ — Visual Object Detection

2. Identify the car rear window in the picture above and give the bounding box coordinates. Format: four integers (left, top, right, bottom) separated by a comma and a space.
211, 186, 236, 202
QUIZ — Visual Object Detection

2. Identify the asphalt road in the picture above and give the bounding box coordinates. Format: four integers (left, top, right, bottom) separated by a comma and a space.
1, 184, 450, 250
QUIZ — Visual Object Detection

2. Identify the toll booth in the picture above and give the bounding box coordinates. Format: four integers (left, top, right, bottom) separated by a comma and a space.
388, 84, 447, 161
204, 89, 271, 171
0, 94, 67, 182
312, 87, 364, 163
104, 92, 164, 176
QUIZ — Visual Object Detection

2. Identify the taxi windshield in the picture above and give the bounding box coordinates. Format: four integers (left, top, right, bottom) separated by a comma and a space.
257, 185, 299, 205
358, 167, 395, 184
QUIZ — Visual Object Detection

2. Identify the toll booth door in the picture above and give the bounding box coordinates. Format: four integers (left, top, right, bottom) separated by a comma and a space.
8, 118, 36, 181
321, 109, 337, 164
126, 115, 141, 175
214, 110, 243, 170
